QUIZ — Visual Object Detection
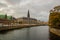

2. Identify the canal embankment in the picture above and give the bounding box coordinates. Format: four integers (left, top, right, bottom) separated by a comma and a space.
0, 24, 44, 31
49, 27, 60, 36
50, 31, 60, 40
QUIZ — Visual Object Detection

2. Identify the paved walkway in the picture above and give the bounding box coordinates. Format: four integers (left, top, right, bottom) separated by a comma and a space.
50, 28, 60, 36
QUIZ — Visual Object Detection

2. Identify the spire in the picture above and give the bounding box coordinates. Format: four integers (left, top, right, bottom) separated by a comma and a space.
27, 10, 30, 18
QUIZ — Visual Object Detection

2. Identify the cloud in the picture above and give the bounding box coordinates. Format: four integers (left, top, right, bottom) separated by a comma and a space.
6, 0, 21, 5
0, 3, 7, 7
0, 0, 60, 21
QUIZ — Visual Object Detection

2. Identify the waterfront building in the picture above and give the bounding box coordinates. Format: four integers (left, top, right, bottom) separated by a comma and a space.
0, 10, 40, 25
16, 10, 38, 24
0, 14, 16, 24
0, 14, 14, 20
0, 18, 11, 24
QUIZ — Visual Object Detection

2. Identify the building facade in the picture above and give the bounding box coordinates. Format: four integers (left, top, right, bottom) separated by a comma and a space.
16, 10, 38, 24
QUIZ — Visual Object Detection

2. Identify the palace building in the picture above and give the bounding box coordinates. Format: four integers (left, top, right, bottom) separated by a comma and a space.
0, 10, 39, 24
16, 10, 38, 24
0, 14, 16, 24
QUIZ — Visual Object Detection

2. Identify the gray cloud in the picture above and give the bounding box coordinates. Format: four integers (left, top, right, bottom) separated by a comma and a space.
0, 3, 7, 7
0, 0, 60, 21
6, 0, 21, 5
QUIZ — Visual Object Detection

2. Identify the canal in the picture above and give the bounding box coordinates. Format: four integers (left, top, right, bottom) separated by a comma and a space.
0, 26, 49, 40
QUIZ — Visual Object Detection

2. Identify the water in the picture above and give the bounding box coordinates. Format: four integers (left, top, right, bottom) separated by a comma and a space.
0, 26, 49, 40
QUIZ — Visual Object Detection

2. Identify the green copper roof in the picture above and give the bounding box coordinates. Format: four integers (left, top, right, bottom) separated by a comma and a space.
0, 14, 12, 20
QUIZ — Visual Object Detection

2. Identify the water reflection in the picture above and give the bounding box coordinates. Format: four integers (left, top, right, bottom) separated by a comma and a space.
0, 26, 49, 40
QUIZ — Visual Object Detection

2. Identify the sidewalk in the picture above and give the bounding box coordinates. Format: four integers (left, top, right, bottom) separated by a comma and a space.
50, 28, 60, 36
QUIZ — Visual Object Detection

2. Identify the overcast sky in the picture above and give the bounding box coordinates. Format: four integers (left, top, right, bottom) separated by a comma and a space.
0, 0, 60, 21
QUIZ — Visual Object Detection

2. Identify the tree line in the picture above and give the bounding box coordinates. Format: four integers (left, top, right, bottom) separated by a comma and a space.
49, 6, 60, 29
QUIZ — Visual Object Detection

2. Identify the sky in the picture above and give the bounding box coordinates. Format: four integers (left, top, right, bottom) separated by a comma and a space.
0, 0, 60, 21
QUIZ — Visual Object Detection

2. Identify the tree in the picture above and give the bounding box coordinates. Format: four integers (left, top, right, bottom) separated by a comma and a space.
49, 6, 60, 29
